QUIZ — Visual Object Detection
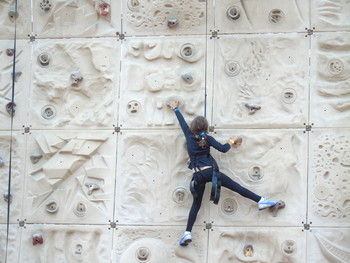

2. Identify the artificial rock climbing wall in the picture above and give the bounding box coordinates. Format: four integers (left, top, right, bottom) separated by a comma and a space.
0, 0, 349, 262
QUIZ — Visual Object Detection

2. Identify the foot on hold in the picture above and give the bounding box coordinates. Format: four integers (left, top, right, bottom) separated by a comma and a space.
269, 200, 285, 217
258, 197, 276, 210
179, 231, 192, 246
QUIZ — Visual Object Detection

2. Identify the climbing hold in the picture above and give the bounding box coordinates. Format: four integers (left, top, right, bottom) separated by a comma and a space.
32, 233, 44, 245
225, 61, 240, 77
30, 153, 43, 164
8, 6, 18, 22
71, 71, 83, 85
38, 52, 50, 67
172, 187, 187, 204
269, 9, 284, 24
221, 198, 238, 215
167, 18, 178, 28
180, 43, 195, 59
244, 244, 254, 257
136, 247, 150, 262
127, 0, 140, 11
3, 193, 12, 203
74, 202, 87, 217
248, 165, 264, 181
227, 6, 240, 21
45, 200, 58, 213
245, 103, 261, 115
6, 102, 16, 117
39, 0, 52, 12
328, 59, 343, 75
85, 182, 100, 195
0, 157, 4, 167
75, 244, 83, 255
12, 71, 22, 82
181, 73, 193, 84
6, 49, 14, 56
127, 100, 142, 115
314, 183, 330, 200
99, 2, 110, 16
41, 105, 56, 120
281, 88, 297, 104
281, 240, 296, 256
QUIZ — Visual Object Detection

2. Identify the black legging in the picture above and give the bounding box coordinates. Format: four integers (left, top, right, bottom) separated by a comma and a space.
186, 168, 261, 232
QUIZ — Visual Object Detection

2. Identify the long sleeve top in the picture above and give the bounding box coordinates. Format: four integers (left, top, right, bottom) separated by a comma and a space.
174, 108, 230, 169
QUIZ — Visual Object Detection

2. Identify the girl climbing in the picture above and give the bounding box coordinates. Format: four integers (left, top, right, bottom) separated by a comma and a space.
167, 100, 278, 246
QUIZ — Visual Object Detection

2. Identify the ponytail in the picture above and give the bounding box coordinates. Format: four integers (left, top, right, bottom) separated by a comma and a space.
197, 132, 207, 149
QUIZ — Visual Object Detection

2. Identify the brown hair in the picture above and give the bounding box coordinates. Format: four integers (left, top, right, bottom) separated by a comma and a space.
190, 116, 209, 149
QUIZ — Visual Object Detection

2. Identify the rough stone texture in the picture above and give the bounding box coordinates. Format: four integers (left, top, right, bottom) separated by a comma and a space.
0, 0, 349, 262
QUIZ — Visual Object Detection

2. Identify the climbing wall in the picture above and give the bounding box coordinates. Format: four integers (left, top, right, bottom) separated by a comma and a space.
0, 0, 349, 262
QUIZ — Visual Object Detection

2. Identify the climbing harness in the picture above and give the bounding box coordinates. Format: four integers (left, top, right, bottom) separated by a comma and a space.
189, 154, 222, 205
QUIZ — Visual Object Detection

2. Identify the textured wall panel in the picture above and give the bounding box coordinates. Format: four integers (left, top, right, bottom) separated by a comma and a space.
208, 227, 306, 263
19, 224, 113, 263
33, 0, 121, 38
114, 226, 208, 263
119, 37, 206, 129
307, 228, 350, 263
0, 0, 31, 39
311, 0, 350, 32
309, 128, 350, 227
30, 38, 120, 129
214, 0, 310, 34
122, 0, 207, 36
209, 129, 307, 227
0, 40, 30, 131
23, 130, 116, 224
115, 130, 209, 226
310, 32, 350, 127
0, 132, 26, 224
212, 34, 309, 128
0, 224, 21, 263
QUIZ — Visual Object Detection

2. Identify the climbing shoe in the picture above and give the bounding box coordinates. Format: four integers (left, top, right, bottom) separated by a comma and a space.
179, 231, 192, 246
258, 197, 276, 210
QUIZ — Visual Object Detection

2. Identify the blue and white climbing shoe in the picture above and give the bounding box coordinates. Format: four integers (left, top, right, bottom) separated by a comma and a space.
258, 197, 276, 210
179, 231, 192, 246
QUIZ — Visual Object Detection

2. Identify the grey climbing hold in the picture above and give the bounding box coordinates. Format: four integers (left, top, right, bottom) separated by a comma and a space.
85, 182, 100, 195
41, 105, 56, 120
8, 6, 18, 22
167, 18, 178, 28
227, 6, 240, 21
3, 193, 12, 203
6, 102, 16, 117
30, 153, 43, 164
71, 71, 83, 85
245, 103, 261, 115
181, 73, 193, 84
11, 71, 22, 82
38, 52, 50, 67
39, 0, 52, 12
225, 61, 240, 77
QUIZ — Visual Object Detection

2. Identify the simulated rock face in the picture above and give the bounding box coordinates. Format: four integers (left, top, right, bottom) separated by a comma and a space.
1, 0, 350, 263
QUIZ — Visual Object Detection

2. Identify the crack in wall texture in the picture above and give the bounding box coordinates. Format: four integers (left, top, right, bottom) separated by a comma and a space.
0, 0, 349, 262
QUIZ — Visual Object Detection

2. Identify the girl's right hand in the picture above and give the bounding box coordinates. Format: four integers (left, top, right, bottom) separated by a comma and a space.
229, 136, 242, 147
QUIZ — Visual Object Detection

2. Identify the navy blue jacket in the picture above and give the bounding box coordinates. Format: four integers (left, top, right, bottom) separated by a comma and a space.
174, 109, 230, 169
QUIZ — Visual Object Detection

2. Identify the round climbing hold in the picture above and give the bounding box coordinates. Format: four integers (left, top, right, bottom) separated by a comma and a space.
225, 61, 240, 77
41, 105, 56, 120
39, 0, 52, 12
127, 100, 142, 115
180, 43, 195, 59
328, 59, 343, 75
38, 52, 50, 67
281, 240, 297, 256
227, 6, 240, 21
181, 73, 194, 84
248, 165, 264, 181
172, 187, 187, 204
136, 247, 150, 262
314, 183, 330, 200
127, 0, 140, 11
281, 88, 297, 104
221, 198, 238, 215
45, 200, 58, 213
269, 9, 285, 24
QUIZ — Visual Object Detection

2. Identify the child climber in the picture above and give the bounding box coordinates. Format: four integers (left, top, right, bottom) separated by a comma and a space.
167, 100, 278, 246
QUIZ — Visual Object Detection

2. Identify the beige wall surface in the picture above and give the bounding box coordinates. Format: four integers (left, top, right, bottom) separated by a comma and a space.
0, 0, 349, 262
